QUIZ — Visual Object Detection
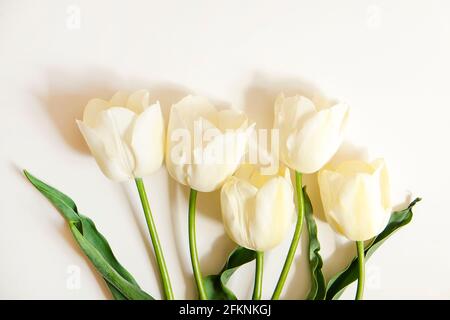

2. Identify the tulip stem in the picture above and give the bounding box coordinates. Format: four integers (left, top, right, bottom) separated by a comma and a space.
355, 241, 365, 300
135, 178, 174, 300
252, 251, 264, 300
272, 170, 305, 300
188, 188, 208, 300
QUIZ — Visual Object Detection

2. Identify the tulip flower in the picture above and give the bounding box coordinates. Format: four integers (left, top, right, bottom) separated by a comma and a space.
274, 93, 349, 174
166, 95, 254, 299
272, 94, 349, 299
77, 90, 164, 181
221, 164, 295, 299
318, 159, 392, 299
166, 95, 253, 193
77, 90, 173, 299
221, 164, 294, 251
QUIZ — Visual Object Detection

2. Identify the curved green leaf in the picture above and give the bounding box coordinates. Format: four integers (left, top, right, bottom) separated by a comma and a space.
325, 198, 421, 300
70, 222, 151, 300
24, 170, 153, 300
304, 188, 326, 300
204, 246, 256, 300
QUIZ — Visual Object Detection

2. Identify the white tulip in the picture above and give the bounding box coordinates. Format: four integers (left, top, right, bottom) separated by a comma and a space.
318, 159, 392, 241
221, 164, 295, 251
274, 94, 349, 174
77, 90, 164, 181
166, 95, 254, 192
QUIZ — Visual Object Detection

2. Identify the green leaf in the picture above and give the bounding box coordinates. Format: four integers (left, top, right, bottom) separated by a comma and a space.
204, 246, 256, 300
325, 198, 421, 300
304, 187, 326, 300
24, 170, 153, 300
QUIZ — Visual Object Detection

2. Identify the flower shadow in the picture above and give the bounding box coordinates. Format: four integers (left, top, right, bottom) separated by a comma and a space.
35, 68, 190, 154
243, 72, 335, 131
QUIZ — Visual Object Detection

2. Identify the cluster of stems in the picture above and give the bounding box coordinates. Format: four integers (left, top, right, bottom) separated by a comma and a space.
135, 170, 365, 300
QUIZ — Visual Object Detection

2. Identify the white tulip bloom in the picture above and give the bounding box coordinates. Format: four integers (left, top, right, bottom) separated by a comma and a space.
166, 95, 254, 192
77, 90, 164, 181
221, 164, 295, 251
274, 94, 349, 174
318, 159, 392, 241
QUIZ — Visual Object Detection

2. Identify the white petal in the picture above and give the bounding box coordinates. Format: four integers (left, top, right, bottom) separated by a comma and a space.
109, 91, 129, 107
188, 129, 249, 192
318, 159, 391, 241
274, 94, 316, 131
287, 103, 349, 173
169, 95, 218, 132
372, 159, 391, 210
94, 107, 137, 178
83, 98, 110, 127
217, 109, 248, 131
77, 120, 133, 181
166, 95, 253, 191
221, 177, 258, 249
251, 177, 294, 250
126, 89, 149, 114
131, 102, 165, 177
234, 163, 290, 189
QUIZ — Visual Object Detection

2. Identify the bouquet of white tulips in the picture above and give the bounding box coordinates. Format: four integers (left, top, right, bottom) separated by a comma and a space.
24, 89, 420, 300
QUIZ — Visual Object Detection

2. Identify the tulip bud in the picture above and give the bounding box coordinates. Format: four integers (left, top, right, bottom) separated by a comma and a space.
318, 159, 392, 241
274, 94, 349, 174
221, 164, 295, 251
166, 95, 254, 192
77, 90, 164, 181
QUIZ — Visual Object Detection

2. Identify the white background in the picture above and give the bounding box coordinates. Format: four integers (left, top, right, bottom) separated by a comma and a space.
1, 0, 449, 299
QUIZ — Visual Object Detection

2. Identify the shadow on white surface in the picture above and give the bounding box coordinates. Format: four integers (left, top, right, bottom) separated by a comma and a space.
200, 234, 235, 276
282, 223, 311, 299
322, 237, 355, 284
243, 72, 336, 130
35, 68, 191, 153
119, 182, 162, 295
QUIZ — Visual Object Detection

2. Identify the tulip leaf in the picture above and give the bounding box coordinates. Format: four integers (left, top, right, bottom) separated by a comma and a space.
203, 246, 256, 300
325, 198, 421, 300
24, 170, 153, 300
303, 188, 326, 300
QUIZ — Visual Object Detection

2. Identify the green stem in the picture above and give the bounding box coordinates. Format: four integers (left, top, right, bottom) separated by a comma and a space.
272, 171, 304, 300
135, 178, 174, 300
252, 251, 264, 300
355, 241, 365, 300
188, 189, 207, 300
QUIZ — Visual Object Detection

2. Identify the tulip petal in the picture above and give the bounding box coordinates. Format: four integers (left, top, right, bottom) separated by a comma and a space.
274, 94, 316, 132
130, 102, 165, 177
234, 163, 291, 189
188, 130, 248, 192
94, 107, 137, 179
221, 177, 258, 249
83, 98, 110, 127
77, 120, 133, 181
318, 159, 391, 241
126, 89, 149, 114
109, 91, 129, 107
221, 167, 295, 251
217, 109, 248, 131
169, 95, 218, 132
287, 103, 349, 173
252, 177, 295, 251
166, 95, 254, 192
372, 159, 391, 210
